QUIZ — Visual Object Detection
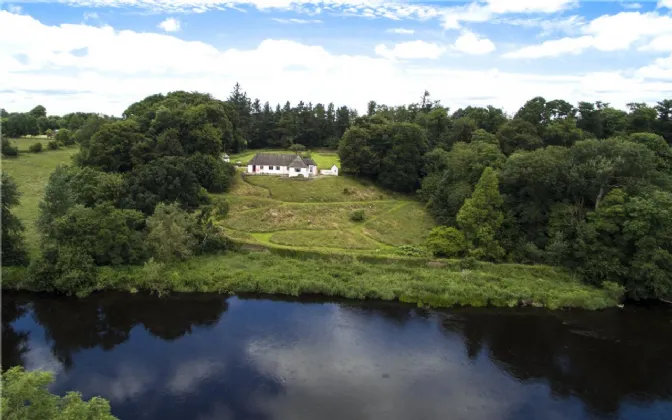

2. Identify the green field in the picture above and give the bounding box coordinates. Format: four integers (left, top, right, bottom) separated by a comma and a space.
1, 146, 79, 253
7, 137, 52, 152
219, 163, 436, 253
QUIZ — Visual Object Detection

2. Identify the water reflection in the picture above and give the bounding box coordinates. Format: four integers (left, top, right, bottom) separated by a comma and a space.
2, 292, 671, 420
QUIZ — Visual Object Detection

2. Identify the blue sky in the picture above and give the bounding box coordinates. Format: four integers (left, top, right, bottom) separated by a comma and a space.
1, 1, 671, 116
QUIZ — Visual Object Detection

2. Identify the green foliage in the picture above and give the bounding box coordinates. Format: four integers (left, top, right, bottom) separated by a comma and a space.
575, 189, 672, 300
1, 172, 29, 266
497, 119, 542, 155
121, 156, 209, 214
146, 203, 198, 262
55, 128, 74, 145
457, 167, 505, 261
77, 120, 149, 172
395, 245, 430, 257
289, 143, 306, 152
188, 153, 236, 193
350, 209, 366, 222
1, 366, 118, 420
2, 137, 19, 156
28, 142, 43, 153
47, 140, 59, 150
426, 226, 466, 257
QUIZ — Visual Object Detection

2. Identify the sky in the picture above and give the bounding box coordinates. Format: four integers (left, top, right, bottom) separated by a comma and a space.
1, 0, 671, 116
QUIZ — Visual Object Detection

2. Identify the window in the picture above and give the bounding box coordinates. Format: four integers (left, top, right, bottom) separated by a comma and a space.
267, 166, 272, 170
276, 166, 280, 170
295, 168, 300, 172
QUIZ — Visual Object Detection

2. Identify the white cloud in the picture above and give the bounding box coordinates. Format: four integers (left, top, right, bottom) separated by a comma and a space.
452, 31, 496, 55
658, 0, 672, 9
158, 17, 181, 32
84, 12, 100, 20
484, 0, 576, 14
504, 11, 672, 58
374, 40, 446, 60
622, 2, 642, 9
272, 18, 322, 24
636, 54, 672, 79
639, 34, 672, 52
503, 36, 593, 58
6, 4, 22, 14
1, 11, 669, 118
387, 28, 414, 35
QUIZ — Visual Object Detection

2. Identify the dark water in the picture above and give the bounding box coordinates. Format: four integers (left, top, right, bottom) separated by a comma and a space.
2, 292, 671, 420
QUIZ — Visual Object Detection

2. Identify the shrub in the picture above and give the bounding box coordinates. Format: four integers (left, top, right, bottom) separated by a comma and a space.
1, 137, 18, 156
55, 128, 74, 145
426, 226, 467, 257
28, 142, 43, 153
289, 143, 306, 152
350, 209, 365, 222
47, 140, 60, 150
396, 245, 429, 257
460, 256, 477, 270
343, 187, 351, 195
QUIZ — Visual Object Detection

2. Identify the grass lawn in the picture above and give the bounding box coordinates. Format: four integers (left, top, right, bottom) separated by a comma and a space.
1, 147, 79, 254
363, 202, 437, 246
269, 230, 381, 250
224, 201, 397, 233
8, 137, 52, 152
245, 175, 399, 202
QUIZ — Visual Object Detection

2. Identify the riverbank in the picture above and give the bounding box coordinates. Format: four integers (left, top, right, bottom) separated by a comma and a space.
2, 251, 623, 310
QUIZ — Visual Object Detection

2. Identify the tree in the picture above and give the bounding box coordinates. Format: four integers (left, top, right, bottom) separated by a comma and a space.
28, 142, 43, 153
426, 226, 466, 257
377, 122, 428, 192
77, 120, 149, 172
146, 203, 198, 262
1, 137, 18, 156
1, 366, 118, 420
55, 128, 73, 146
1, 172, 29, 266
121, 157, 209, 214
576, 189, 672, 300
457, 167, 505, 261
496, 119, 542, 155
29, 105, 47, 118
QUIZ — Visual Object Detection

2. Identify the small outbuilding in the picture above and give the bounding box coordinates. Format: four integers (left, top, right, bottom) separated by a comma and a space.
221, 153, 230, 163
320, 165, 339, 176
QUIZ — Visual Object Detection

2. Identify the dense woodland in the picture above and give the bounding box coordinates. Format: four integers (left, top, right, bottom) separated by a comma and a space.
1, 85, 671, 301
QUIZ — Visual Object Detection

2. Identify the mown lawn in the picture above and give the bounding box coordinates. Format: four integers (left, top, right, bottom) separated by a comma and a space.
224, 201, 397, 233
1, 147, 79, 253
269, 229, 381, 250
245, 175, 399, 202
363, 202, 437, 246
8, 137, 52, 152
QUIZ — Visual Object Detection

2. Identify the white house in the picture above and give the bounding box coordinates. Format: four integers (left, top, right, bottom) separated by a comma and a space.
221, 153, 230, 163
320, 165, 339, 176
247, 153, 318, 178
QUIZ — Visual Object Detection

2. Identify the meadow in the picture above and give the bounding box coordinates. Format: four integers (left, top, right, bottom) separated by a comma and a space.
218, 150, 437, 254
1, 145, 79, 254
7, 136, 52, 152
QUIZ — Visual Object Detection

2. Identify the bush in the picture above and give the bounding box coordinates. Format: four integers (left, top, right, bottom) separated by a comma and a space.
289, 143, 306, 152
460, 256, 477, 270
396, 245, 430, 257
1, 137, 18, 156
426, 226, 467, 257
350, 209, 366, 222
28, 142, 43, 153
47, 140, 60, 150
55, 128, 74, 145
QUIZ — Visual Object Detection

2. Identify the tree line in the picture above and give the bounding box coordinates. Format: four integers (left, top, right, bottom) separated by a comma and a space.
2, 85, 671, 300
339, 94, 672, 301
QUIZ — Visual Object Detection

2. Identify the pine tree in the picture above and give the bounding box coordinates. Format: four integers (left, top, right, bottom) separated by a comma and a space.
456, 167, 505, 261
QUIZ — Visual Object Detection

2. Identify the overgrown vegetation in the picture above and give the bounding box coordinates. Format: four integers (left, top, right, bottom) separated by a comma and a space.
3, 88, 670, 304
2, 253, 623, 310
1, 366, 118, 420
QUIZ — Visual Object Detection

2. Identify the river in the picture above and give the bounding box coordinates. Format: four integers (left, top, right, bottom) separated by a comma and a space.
2, 291, 671, 420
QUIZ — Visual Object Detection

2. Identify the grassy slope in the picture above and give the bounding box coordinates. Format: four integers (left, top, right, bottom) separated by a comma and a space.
221, 169, 435, 252
1, 147, 79, 254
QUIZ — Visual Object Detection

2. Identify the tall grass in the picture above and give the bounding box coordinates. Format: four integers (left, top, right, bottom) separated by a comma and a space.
2, 252, 623, 310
